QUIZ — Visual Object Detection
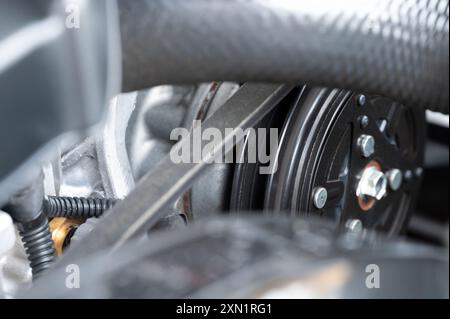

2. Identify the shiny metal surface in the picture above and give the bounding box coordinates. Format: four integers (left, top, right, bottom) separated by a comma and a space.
54, 83, 292, 264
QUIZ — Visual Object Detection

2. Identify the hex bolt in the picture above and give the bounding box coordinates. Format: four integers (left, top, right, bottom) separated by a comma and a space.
359, 115, 369, 129
357, 94, 366, 107
357, 134, 375, 158
312, 187, 328, 209
346, 219, 364, 233
386, 169, 402, 191
357, 166, 388, 200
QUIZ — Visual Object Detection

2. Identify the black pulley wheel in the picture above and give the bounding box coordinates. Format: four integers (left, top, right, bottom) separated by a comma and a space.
229, 89, 298, 212
231, 87, 425, 235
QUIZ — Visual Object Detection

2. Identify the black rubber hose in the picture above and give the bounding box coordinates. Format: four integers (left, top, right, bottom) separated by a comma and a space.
44, 196, 117, 219
16, 214, 55, 279
119, 0, 449, 113
5, 174, 55, 279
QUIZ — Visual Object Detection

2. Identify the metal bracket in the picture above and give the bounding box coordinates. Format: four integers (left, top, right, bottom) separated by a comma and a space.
57, 83, 292, 264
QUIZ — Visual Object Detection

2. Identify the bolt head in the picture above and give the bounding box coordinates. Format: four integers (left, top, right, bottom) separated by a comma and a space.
415, 167, 423, 178
404, 170, 413, 181
312, 187, 328, 209
357, 134, 375, 158
387, 169, 402, 191
357, 166, 387, 200
359, 115, 370, 129
346, 219, 363, 233
357, 95, 366, 107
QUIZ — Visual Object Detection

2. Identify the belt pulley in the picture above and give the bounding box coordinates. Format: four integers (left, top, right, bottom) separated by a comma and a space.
230, 86, 425, 234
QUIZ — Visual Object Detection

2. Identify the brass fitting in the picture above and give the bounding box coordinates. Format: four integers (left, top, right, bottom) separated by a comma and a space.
49, 217, 81, 256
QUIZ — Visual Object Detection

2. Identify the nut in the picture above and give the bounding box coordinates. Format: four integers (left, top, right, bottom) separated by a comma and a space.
357, 166, 387, 200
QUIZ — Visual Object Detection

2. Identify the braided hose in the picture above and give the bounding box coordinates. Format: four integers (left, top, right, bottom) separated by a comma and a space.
120, 0, 449, 113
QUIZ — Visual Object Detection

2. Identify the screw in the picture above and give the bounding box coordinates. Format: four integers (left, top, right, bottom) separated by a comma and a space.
357, 166, 388, 200
346, 219, 364, 233
415, 167, 423, 178
357, 134, 375, 158
312, 187, 328, 209
357, 95, 366, 107
359, 115, 370, 129
404, 170, 413, 181
386, 169, 402, 191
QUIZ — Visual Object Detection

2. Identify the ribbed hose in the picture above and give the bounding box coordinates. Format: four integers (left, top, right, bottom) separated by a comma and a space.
44, 196, 117, 219
120, 0, 449, 113
18, 214, 55, 279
